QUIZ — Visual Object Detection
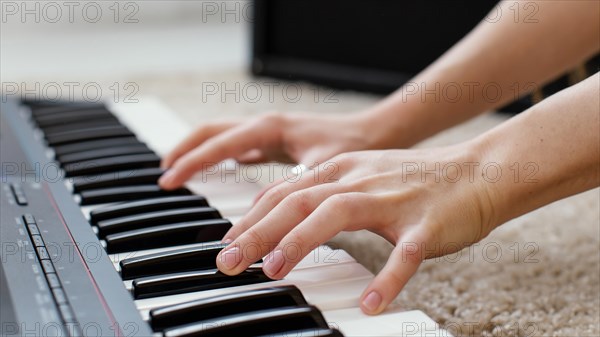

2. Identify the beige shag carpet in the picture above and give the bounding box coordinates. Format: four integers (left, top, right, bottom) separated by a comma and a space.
130, 70, 599, 337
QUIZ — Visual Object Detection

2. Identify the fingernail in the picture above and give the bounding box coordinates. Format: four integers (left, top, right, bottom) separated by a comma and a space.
219, 247, 241, 270
222, 238, 233, 244
362, 291, 382, 313
263, 250, 285, 277
158, 170, 176, 187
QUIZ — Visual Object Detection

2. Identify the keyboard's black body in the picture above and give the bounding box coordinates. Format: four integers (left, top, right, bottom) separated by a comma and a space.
1, 98, 343, 337
1, 99, 152, 337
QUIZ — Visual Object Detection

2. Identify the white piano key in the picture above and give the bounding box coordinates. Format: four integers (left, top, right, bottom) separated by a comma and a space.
302, 277, 372, 312
324, 307, 453, 337
108, 98, 261, 216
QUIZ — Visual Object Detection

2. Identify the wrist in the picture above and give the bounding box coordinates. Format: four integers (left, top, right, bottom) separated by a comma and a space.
357, 105, 421, 150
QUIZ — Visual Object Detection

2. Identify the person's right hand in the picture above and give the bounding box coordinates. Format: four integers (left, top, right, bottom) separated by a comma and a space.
158, 113, 382, 190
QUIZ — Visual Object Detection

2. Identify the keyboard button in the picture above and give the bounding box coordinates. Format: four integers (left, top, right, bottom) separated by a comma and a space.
23, 214, 36, 224
89, 195, 208, 224
72, 167, 164, 193
37, 247, 50, 260
79, 185, 189, 205
53, 137, 141, 156
46, 273, 61, 288
65, 323, 84, 337
52, 288, 68, 304
119, 243, 228, 280
63, 153, 160, 177
27, 224, 40, 235
105, 219, 231, 253
46, 125, 134, 146
96, 207, 221, 237
41, 260, 56, 274
58, 304, 76, 322
132, 268, 273, 299
150, 286, 308, 331
15, 195, 28, 206
162, 305, 327, 337
10, 183, 28, 205
31, 235, 45, 247
58, 144, 153, 165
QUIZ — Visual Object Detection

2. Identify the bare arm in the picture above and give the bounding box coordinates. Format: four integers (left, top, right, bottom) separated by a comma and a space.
218, 72, 600, 315
475, 72, 600, 227
160, 1, 599, 190
363, 0, 600, 149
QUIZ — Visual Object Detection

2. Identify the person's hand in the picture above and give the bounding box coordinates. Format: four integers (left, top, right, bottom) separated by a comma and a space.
158, 113, 383, 190
215, 143, 501, 315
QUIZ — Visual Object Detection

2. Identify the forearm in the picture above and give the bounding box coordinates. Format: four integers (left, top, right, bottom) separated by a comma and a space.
364, 0, 600, 148
474, 72, 599, 229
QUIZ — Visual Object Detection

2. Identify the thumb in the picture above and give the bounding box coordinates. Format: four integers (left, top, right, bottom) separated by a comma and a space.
359, 232, 426, 315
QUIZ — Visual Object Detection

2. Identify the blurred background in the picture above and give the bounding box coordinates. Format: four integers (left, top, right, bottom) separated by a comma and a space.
1, 1, 249, 80
2, 2, 598, 335
3, 0, 597, 116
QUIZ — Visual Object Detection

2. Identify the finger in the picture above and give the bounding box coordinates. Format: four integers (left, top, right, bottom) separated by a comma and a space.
159, 119, 281, 190
263, 192, 381, 279
359, 230, 428, 315
251, 163, 310, 205
160, 121, 239, 169
252, 178, 285, 206
216, 183, 346, 275
235, 149, 268, 164
222, 165, 338, 242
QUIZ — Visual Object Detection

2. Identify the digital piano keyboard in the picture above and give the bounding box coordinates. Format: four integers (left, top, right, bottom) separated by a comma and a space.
0, 96, 450, 336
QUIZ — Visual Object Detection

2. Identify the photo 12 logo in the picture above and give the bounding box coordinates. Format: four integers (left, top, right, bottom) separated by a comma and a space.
201, 1, 254, 23
1, 1, 140, 24
1, 82, 140, 103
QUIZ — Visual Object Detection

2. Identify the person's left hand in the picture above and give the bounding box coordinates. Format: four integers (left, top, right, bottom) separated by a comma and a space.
215, 143, 501, 315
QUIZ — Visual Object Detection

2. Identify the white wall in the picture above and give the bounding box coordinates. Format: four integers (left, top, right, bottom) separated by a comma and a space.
1, 1, 252, 81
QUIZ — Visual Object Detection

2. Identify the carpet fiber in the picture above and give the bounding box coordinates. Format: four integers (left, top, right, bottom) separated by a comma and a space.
132, 70, 600, 337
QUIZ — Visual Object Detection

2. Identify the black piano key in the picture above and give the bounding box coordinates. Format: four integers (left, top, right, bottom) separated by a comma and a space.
52, 137, 142, 156
63, 153, 160, 177
150, 286, 308, 331
261, 329, 345, 337
105, 219, 232, 253
41, 119, 122, 135
96, 207, 221, 237
89, 195, 207, 224
30, 103, 107, 117
22, 100, 77, 110
79, 185, 189, 205
46, 125, 134, 146
58, 144, 153, 165
162, 305, 328, 337
72, 168, 165, 193
119, 242, 229, 279
35, 110, 116, 128
132, 268, 273, 299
